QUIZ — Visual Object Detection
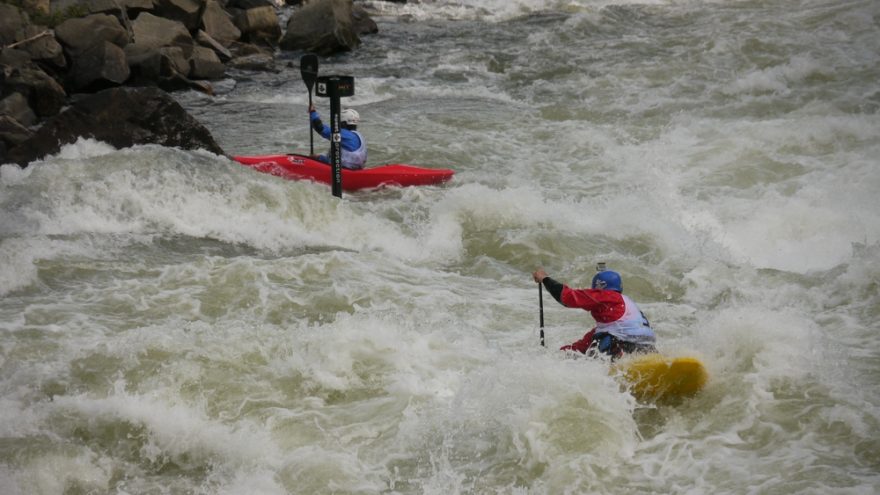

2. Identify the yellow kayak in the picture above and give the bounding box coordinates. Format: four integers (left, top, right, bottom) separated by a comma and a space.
612, 354, 708, 403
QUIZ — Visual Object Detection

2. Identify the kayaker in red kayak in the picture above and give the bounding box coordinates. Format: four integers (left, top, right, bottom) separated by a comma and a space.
308, 104, 368, 170
532, 265, 657, 360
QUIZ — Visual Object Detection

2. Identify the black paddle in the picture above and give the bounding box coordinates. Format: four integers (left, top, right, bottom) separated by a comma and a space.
539, 282, 545, 347
300, 54, 319, 156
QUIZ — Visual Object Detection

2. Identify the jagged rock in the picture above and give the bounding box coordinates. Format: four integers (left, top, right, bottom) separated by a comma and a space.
158, 46, 190, 76
0, 115, 33, 148
226, 0, 272, 9
0, 92, 38, 127
187, 79, 213, 95
227, 40, 266, 56
14, 25, 67, 68
233, 6, 281, 47
124, 42, 163, 79
126, 43, 196, 87
23, 0, 51, 15
352, 4, 378, 35
50, 0, 156, 16
154, 0, 206, 32
6, 86, 224, 166
226, 51, 274, 71
195, 30, 232, 61
0, 48, 33, 69
54, 13, 130, 53
55, 15, 131, 91
4, 66, 67, 117
189, 45, 224, 79
68, 40, 130, 90
131, 12, 194, 57
0, 4, 30, 47
200, 0, 240, 47
280, 0, 360, 55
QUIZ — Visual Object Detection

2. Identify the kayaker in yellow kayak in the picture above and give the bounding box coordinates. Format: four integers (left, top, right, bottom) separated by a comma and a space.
532, 265, 657, 360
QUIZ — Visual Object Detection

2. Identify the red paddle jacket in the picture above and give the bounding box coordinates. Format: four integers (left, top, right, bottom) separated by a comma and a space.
540, 277, 655, 353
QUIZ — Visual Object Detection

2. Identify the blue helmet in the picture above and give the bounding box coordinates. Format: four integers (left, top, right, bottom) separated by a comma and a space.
592, 270, 622, 292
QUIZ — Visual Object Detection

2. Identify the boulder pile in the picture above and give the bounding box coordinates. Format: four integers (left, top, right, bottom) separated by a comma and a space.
0, 0, 382, 166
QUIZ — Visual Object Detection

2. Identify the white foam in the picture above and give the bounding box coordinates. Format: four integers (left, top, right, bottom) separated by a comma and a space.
364, 0, 675, 22
53, 382, 281, 468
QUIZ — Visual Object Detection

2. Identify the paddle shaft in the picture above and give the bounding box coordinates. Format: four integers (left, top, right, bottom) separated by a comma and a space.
539, 282, 545, 347
300, 54, 319, 156
308, 89, 314, 155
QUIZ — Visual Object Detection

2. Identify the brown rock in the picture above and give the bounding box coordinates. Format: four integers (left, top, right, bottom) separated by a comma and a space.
54, 14, 130, 53
201, 0, 241, 47
189, 45, 224, 79
226, 51, 274, 72
195, 30, 232, 62
154, 0, 206, 32
68, 40, 130, 90
5, 66, 67, 117
6, 86, 224, 166
0, 4, 30, 47
15, 25, 66, 68
131, 12, 194, 56
280, 0, 360, 55
234, 6, 281, 47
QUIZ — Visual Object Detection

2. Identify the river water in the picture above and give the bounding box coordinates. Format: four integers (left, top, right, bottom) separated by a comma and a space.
2, 0, 879, 493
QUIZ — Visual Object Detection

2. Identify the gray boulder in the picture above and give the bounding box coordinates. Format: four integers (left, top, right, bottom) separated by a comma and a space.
280, 0, 360, 55
352, 4, 378, 35
0, 92, 38, 127
126, 43, 191, 81
0, 48, 34, 69
6, 86, 224, 166
69, 40, 130, 90
0, 115, 34, 151
55, 15, 132, 90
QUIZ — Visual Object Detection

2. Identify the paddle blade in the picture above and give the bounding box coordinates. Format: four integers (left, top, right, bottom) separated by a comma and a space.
300, 54, 318, 90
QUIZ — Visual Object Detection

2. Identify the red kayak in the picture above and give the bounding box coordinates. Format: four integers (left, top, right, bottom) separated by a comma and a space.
233, 154, 455, 191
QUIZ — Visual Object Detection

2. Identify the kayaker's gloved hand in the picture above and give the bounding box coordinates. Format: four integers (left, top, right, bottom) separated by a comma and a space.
309, 106, 324, 133
560, 329, 596, 353
532, 268, 548, 283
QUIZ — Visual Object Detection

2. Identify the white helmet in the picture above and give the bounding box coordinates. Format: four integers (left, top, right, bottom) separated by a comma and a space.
340, 108, 360, 126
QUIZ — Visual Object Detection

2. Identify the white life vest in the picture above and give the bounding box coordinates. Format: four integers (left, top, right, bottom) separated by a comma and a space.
336, 130, 367, 170
595, 294, 656, 344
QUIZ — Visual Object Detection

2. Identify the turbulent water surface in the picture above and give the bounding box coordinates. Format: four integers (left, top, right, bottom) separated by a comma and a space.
3, 0, 880, 493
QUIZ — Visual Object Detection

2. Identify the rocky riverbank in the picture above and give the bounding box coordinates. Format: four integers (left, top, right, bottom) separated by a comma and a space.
0, 0, 387, 166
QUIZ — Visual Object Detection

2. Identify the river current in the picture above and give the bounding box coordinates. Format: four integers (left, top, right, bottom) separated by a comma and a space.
2, 0, 879, 493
